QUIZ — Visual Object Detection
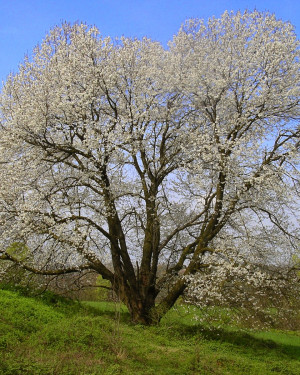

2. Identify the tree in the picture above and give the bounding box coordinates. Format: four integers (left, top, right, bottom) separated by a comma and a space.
0, 11, 299, 324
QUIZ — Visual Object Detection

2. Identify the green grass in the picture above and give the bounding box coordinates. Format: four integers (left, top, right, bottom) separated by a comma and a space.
0, 289, 299, 375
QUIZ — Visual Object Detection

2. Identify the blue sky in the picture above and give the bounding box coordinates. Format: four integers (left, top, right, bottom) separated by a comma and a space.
0, 0, 299, 86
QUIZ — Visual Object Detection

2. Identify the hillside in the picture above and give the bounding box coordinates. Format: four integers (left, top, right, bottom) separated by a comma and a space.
0, 289, 299, 375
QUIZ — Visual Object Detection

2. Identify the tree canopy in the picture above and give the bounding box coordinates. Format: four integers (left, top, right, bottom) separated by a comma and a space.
0, 10, 299, 324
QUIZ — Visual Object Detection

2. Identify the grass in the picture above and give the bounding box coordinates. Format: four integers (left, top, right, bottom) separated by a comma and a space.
0, 288, 299, 375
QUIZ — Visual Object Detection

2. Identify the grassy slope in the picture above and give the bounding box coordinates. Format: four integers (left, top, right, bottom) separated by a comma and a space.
0, 289, 299, 375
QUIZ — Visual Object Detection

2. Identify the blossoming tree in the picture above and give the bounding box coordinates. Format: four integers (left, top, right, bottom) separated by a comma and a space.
0, 11, 299, 324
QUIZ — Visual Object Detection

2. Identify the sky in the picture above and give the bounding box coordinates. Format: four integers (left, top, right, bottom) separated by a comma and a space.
0, 0, 299, 86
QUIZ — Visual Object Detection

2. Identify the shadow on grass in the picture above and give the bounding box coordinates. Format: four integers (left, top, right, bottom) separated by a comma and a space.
80, 300, 132, 323
164, 322, 300, 360
80, 302, 300, 361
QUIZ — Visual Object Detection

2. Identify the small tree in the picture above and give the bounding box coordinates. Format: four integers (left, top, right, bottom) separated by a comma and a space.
0, 11, 299, 324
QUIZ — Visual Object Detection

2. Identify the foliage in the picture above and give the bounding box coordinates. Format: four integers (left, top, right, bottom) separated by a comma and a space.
0, 242, 43, 288
0, 10, 299, 324
95, 274, 114, 301
183, 253, 300, 330
0, 289, 299, 374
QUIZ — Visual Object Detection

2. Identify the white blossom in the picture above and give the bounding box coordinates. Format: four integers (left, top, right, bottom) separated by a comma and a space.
0, 12, 299, 324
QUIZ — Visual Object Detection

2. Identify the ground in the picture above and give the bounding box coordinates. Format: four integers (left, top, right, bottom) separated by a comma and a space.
0, 288, 299, 375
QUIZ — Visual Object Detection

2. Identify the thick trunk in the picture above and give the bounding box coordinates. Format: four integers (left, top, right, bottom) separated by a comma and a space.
126, 289, 158, 325
112, 275, 160, 324
116, 276, 186, 325
128, 302, 155, 325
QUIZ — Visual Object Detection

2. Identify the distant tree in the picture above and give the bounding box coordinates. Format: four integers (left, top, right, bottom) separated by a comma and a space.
0, 11, 299, 324
0, 242, 33, 284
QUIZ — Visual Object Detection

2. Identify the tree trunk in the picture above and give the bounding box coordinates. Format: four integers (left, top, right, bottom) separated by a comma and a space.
128, 302, 154, 325
119, 277, 186, 325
